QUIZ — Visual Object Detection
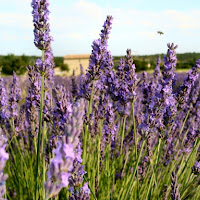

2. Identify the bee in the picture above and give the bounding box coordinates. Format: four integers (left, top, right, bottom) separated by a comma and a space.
157, 31, 164, 35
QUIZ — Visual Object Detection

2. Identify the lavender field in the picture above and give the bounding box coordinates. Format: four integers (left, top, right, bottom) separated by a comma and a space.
1, 1, 200, 200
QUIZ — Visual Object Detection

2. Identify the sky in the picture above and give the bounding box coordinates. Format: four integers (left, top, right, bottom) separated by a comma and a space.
0, 0, 200, 57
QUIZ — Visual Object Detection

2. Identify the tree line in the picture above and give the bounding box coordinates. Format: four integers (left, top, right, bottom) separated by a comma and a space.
0, 53, 200, 75
0, 54, 69, 75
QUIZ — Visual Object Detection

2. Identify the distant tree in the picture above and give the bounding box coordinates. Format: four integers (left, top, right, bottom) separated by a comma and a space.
0, 54, 29, 75
60, 63, 69, 72
134, 59, 148, 72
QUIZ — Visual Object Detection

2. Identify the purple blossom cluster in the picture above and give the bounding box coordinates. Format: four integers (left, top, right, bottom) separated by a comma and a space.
44, 99, 85, 199
31, 0, 53, 50
171, 171, 181, 200
53, 85, 72, 135
0, 77, 9, 123
79, 16, 113, 100
176, 58, 200, 110
0, 135, 9, 200
9, 72, 22, 119
69, 143, 90, 200
108, 49, 138, 116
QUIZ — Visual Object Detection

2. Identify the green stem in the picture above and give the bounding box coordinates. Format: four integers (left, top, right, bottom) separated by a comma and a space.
131, 101, 139, 198
120, 116, 127, 154
97, 119, 103, 187
35, 50, 45, 200
42, 91, 47, 199
131, 101, 137, 159
121, 139, 146, 200
83, 81, 95, 164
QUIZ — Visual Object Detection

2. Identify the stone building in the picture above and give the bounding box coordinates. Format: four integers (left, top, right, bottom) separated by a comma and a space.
64, 54, 90, 75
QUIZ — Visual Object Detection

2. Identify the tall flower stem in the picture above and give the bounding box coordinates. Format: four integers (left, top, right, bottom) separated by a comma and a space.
120, 139, 146, 200
131, 101, 137, 159
42, 100, 47, 199
83, 81, 95, 164
120, 116, 127, 154
131, 100, 139, 198
97, 119, 103, 186
35, 50, 45, 200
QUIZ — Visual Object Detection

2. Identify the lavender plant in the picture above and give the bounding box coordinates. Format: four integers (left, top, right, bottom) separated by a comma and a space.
0, 135, 9, 200
3, 1, 200, 200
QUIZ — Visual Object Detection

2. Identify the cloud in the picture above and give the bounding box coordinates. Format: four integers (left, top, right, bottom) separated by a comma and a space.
0, 13, 32, 29
138, 31, 156, 39
2, 33, 18, 41
67, 33, 83, 39
1, 0, 200, 56
74, 0, 103, 20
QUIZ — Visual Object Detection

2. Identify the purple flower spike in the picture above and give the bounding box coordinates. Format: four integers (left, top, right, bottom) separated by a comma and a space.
176, 57, 200, 110
31, 0, 53, 50
192, 161, 200, 174
26, 65, 41, 135
171, 171, 181, 200
44, 136, 74, 199
140, 43, 178, 137
71, 70, 78, 99
79, 16, 113, 100
53, 85, 72, 135
110, 49, 137, 116
45, 99, 85, 199
154, 56, 161, 83
0, 77, 10, 123
69, 142, 90, 200
9, 72, 22, 119
0, 135, 9, 200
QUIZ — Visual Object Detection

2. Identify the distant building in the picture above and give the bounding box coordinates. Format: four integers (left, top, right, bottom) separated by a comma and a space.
64, 54, 90, 75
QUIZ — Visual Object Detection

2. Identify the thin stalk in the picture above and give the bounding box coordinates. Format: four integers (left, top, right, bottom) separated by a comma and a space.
120, 116, 127, 154
179, 108, 190, 136
131, 101, 137, 159
97, 119, 103, 186
83, 81, 95, 164
121, 139, 146, 200
131, 101, 139, 198
42, 120, 46, 199
35, 50, 45, 200
42, 91, 47, 199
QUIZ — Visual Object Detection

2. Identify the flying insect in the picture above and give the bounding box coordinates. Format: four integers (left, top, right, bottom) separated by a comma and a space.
157, 31, 164, 35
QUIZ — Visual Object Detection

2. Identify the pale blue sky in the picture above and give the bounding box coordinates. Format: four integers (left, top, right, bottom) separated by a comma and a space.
0, 0, 200, 56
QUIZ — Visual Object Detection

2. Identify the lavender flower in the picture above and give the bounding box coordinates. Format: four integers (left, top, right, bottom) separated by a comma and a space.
0, 135, 9, 200
45, 99, 85, 199
71, 70, 78, 100
189, 80, 200, 108
161, 43, 178, 127
44, 47, 55, 87
0, 77, 9, 123
112, 50, 137, 116
102, 101, 117, 147
44, 136, 74, 199
154, 56, 161, 82
69, 143, 90, 200
79, 16, 113, 100
31, 0, 53, 50
53, 85, 72, 135
79, 64, 85, 90
141, 71, 149, 111
9, 72, 22, 119
148, 43, 177, 132
176, 58, 200, 110
171, 171, 181, 200
192, 161, 200, 174
26, 65, 41, 135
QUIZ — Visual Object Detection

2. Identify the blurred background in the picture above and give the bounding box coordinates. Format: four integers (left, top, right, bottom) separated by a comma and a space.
0, 0, 200, 75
